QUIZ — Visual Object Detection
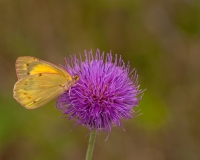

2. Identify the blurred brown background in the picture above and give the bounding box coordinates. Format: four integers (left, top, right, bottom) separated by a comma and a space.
0, 0, 200, 160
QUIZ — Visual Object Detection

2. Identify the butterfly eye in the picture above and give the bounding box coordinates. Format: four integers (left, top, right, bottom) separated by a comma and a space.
73, 75, 80, 82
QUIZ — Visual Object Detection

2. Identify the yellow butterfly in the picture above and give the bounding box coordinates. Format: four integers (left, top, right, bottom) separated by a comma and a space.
13, 56, 79, 109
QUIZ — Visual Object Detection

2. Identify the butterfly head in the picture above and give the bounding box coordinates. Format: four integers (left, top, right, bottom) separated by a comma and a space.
73, 75, 80, 83
64, 75, 79, 92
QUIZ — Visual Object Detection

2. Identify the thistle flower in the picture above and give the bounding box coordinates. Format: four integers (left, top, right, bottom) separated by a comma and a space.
56, 49, 143, 132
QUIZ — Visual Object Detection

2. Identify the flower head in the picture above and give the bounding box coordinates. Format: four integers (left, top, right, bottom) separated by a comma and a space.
56, 49, 143, 132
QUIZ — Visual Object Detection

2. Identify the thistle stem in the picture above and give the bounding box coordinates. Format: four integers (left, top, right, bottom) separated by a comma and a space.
85, 130, 97, 160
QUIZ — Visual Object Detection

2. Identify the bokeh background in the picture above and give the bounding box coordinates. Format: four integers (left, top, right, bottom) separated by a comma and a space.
0, 0, 200, 160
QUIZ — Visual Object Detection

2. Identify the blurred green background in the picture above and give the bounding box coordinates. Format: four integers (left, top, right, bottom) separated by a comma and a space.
0, 0, 200, 160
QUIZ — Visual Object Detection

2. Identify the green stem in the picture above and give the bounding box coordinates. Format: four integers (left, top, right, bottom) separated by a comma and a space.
85, 130, 97, 160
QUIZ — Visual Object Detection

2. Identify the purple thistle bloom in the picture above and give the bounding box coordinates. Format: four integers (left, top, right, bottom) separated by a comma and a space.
56, 49, 144, 132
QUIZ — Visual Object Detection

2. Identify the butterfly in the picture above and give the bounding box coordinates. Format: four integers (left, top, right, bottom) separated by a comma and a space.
13, 56, 79, 109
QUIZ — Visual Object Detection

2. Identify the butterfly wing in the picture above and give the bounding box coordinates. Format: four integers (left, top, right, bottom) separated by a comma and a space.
15, 56, 72, 80
13, 73, 71, 109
